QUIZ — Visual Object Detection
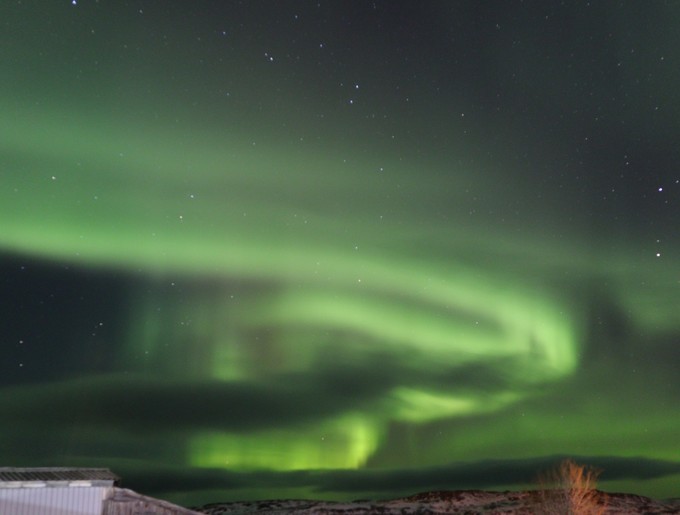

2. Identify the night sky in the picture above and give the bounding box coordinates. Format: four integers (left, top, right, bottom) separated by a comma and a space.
1, 0, 679, 507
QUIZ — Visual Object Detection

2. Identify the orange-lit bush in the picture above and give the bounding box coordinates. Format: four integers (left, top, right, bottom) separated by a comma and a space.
536, 459, 607, 514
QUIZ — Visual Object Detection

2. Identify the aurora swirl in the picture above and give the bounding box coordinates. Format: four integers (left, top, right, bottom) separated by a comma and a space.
1, 0, 678, 506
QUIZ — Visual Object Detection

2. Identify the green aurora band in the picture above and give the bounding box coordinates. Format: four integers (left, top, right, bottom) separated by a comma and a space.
1, 94, 678, 501
0, 102, 585, 471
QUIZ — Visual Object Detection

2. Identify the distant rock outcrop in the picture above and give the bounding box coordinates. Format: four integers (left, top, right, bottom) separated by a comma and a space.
193, 489, 680, 514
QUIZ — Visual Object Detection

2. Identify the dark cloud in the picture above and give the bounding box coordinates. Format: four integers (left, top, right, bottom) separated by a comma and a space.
1, 367, 392, 434
111, 455, 680, 500
310, 456, 680, 494
0, 254, 130, 387
2, 352, 522, 436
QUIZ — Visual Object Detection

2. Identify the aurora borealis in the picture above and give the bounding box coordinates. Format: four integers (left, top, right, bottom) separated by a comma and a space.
1, 0, 679, 507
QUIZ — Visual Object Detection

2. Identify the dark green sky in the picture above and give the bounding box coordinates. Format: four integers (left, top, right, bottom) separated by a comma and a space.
1, 0, 678, 506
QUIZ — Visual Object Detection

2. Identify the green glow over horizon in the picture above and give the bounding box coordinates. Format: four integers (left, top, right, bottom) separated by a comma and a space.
1, 103, 587, 471
1, 1, 678, 503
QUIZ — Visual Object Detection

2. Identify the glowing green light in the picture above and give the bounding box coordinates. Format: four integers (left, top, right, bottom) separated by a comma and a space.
0, 101, 657, 475
191, 414, 382, 471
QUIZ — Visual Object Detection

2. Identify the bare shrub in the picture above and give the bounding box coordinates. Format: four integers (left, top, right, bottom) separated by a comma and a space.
535, 459, 607, 514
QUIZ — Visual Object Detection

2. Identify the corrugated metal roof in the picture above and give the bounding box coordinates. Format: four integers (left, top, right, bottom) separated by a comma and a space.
0, 468, 119, 483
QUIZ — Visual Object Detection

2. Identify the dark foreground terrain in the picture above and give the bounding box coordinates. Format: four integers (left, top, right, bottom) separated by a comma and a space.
193, 489, 680, 514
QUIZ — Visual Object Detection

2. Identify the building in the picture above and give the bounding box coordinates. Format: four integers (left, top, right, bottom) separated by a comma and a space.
0, 468, 201, 515
102, 488, 202, 515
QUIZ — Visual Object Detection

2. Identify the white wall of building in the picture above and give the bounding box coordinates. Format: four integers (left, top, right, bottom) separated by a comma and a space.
0, 485, 112, 515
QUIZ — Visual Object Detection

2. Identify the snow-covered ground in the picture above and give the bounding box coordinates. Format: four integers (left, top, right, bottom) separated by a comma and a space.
193, 489, 680, 514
